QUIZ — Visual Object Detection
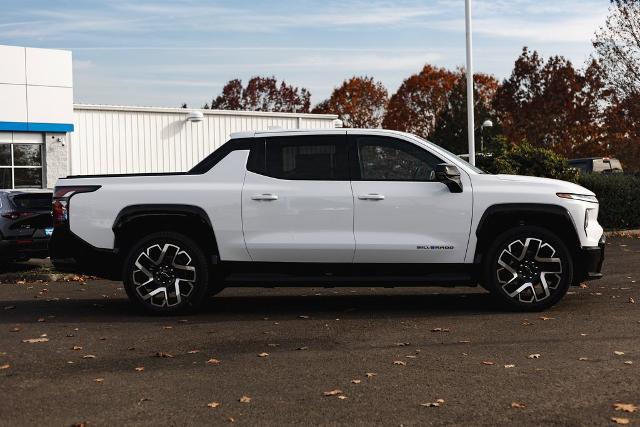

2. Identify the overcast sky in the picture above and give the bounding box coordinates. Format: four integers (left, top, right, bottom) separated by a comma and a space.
1, 0, 610, 108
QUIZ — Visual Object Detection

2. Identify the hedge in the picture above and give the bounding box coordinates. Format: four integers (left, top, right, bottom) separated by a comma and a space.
576, 174, 640, 230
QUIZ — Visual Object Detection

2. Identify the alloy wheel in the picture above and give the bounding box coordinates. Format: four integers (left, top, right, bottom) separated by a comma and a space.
132, 243, 197, 308
496, 237, 563, 303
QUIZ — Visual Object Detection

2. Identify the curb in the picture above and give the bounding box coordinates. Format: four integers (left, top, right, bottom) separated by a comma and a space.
605, 229, 640, 237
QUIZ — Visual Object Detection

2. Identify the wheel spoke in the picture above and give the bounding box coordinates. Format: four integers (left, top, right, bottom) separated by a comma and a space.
173, 264, 196, 282
522, 238, 541, 261
159, 244, 180, 266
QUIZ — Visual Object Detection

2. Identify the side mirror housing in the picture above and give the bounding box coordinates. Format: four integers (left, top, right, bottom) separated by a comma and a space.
435, 163, 463, 193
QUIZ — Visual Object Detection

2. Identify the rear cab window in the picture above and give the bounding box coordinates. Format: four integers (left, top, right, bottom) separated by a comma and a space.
249, 135, 349, 181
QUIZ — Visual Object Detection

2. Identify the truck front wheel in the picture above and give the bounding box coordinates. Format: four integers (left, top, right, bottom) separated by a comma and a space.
123, 232, 209, 314
483, 226, 573, 311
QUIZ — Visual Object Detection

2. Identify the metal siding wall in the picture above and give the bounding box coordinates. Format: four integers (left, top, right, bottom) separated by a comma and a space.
69, 108, 336, 175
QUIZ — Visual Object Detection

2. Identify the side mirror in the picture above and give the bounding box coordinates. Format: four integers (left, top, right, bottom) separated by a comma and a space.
435, 163, 463, 193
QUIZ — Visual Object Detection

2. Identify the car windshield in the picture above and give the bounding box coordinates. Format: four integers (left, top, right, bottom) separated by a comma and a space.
413, 135, 486, 174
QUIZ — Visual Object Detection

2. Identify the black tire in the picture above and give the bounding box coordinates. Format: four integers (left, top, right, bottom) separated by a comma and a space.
123, 231, 209, 315
483, 226, 573, 311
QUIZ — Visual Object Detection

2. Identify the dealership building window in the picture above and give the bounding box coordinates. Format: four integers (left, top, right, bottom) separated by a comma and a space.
0, 138, 44, 189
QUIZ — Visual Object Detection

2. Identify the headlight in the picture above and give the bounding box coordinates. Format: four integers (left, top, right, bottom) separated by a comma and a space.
556, 193, 598, 203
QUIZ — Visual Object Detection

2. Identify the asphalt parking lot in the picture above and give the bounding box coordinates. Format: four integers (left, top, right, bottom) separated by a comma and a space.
0, 237, 638, 427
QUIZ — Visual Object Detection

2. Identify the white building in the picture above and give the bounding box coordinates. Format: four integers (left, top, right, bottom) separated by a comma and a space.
0, 44, 338, 189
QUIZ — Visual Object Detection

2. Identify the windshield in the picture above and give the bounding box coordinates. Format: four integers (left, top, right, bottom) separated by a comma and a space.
413, 135, 486, 174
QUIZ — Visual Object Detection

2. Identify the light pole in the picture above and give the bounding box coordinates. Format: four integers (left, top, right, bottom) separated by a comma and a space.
480, 119, 493, 153
465, 0, 475, 165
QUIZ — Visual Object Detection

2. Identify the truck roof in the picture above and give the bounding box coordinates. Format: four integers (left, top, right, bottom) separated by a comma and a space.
229, 128, 413, 139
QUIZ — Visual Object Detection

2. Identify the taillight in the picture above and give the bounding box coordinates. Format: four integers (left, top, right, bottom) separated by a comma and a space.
2, 211, 34, 220
53, 185, 101, 228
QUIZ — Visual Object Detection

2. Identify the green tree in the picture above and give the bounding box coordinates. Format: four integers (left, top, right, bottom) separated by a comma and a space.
430, 71, 500, 154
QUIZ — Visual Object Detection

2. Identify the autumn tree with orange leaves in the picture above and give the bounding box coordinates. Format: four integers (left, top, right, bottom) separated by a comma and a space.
494, 47, 609, 158
312, 76, 388, 128
382, 65, 458, 139
209, 76, 311, 113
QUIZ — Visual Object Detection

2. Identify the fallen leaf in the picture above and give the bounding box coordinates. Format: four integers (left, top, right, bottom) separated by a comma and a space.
458, 340, 471, 343
323, 389, 343, 396
539, 316, 554, 321
154, 352, 174, 358
296, 346, 308, 351
511, 402, 526, 409
83, 355, 96, 359
393, 360, 407, 366
94, 378, 104, 383
527, 354, 541, 359
421, 399, 445, 407
578, 357, 590, 361
72, 346, 83, 351
351, 379, 361, 384
162, 326, 173, 330
239, 395, 251, 403
337, 395, 348, 400
207, 358, 221, 365
137, 398, 152, 405
395, 342, 410, 346
579, 283, 588, 288
629, 297, 636, 304
258, 352, 269, 357
22, 337, 49, 343
613, 403, 638, 413
365, 372, 377, 378
207, 401, 220, 408
614, 351, 625, 356
431, 327, 450, 332
187, 350, 199, 354
406, 355, 417, 359
482, 361, 495, 365
0, 364, 9, 370
135, 367, 144, 372
227, 417, 235, 423
624, 361, 633, 365
504, 364, 516, 368
37, 318, 45, 322
611, 417, 630, 425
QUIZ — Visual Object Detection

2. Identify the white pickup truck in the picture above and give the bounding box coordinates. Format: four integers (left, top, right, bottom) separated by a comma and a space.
50, 129, 605, 314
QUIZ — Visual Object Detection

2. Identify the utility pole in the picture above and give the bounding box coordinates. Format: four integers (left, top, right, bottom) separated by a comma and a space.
465, 0, 476, 165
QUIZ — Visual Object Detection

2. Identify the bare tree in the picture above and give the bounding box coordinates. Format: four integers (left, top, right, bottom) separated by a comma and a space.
593, 0, 640, 98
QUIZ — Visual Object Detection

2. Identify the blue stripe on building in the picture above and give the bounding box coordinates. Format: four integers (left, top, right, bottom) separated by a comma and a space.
0, 121, 74, 132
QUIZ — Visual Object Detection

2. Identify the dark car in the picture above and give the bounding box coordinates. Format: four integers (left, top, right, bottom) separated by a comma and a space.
0, 191, 53, 262
569, 157, 623, 174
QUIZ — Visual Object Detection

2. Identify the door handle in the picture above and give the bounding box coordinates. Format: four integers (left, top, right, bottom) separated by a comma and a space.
251, 193, 278, 201
358, 193, 385, 201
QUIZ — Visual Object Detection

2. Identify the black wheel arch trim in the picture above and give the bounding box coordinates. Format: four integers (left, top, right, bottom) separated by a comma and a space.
476, 203, 578, 236
112, 204, 219, 256
474, 203, 580, 260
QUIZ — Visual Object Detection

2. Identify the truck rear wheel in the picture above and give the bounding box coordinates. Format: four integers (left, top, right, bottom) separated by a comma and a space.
483, 226, 573, 311
123, 232, 209, 314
